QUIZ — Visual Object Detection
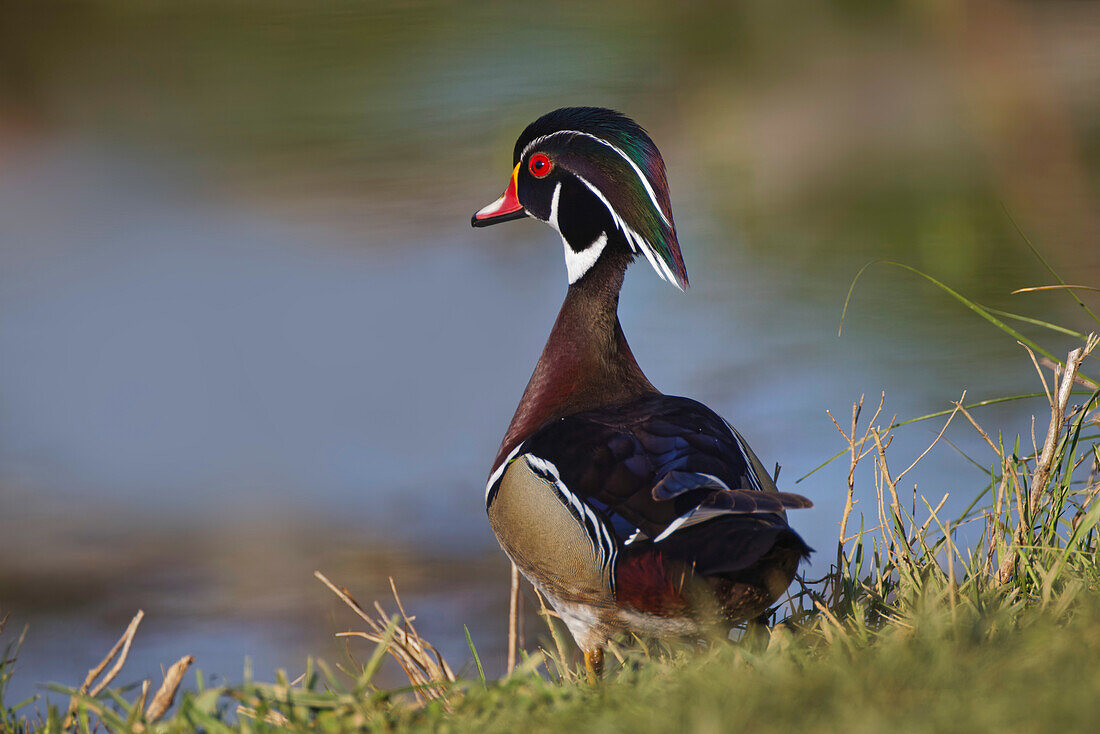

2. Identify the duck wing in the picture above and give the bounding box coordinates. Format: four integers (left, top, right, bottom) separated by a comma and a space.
486, 393, 811, 551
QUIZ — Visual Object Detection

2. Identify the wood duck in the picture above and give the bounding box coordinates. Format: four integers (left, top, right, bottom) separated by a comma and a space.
471, 107, 811, 679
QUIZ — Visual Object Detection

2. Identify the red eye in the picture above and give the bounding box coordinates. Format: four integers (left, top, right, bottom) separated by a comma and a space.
528, 153, 552, 178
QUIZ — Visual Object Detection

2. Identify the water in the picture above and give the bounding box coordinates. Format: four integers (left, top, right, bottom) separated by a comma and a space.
1, 0, 1097, 708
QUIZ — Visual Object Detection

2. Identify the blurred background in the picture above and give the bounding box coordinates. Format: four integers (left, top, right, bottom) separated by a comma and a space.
1, 0, 1098, 701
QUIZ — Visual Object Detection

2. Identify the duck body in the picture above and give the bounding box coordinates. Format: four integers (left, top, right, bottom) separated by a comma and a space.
488, 394, 811, 651
473, 108, 811, 668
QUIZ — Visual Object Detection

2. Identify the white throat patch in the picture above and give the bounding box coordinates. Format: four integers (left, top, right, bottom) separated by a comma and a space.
564, 232, 608, 285
547, 181, 608, 285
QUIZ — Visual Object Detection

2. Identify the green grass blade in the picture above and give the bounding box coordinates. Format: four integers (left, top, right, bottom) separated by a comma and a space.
464, 625, 486, 687
941, 435, 992, 475
891, 393, 1067, 430
1004, 206, 1100, 325
357, 614, 399, 691
795, 447, 847, 484
953, 480, 992, 526
840, 259, 1060, 363
980, 306, 1088, 339
7, 695, 38, 713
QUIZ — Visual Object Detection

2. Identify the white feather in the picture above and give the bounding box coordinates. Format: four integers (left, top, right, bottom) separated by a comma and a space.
546, 182, 609, 284
563, 232, 608, 284
486, 442, 524, 502
548, 181, 562, 230
524, 454, 618, 575
573, 173, 683, 291
521, 130, 671, 227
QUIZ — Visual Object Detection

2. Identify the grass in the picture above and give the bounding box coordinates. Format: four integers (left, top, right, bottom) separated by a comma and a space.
2, 255, 1100, 732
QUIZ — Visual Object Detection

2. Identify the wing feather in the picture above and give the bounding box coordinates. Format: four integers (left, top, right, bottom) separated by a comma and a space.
499, 395, 811, 549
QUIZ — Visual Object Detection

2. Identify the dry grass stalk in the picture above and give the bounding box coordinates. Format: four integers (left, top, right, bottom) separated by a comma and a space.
840, 396, 959, 581
997, 337, 1097, 583
952, 401, 999, 455
530, 587, 573, 683
135, 679, 151, 717
897, 393, 964, 484
314, 571, 456, 703
1038, 356, 1100, 390
872, 431, 889, 560
63, 609, 144, 730
237, 706, 292, 727
946, 521, 957, 613
827, 394, 884, 603
507, 562, 520, 675
916, 493, 950, 538
144, 655, 193, 723
827, 392, 885, 542
1023, 343, 1054, 408
871, 429, 903, 518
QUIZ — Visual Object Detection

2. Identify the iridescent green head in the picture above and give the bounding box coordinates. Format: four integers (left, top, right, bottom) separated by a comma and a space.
473, 107, 688, 290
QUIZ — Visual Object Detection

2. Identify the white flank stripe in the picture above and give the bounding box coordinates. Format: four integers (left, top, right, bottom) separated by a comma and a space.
486, 442, 525, 502
524, 454, 618, 575
521, 130, 670, 227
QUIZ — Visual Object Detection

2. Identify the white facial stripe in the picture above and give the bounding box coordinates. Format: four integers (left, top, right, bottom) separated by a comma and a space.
521, 130, 670, 228
572, 174, 641, 253
548, 181, 601, 284
564, 232, 607, 284
573, 173, 684, 291
548, 182, 562, 231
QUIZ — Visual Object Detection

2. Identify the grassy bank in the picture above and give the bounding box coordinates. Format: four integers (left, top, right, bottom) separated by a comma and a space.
3, 269, 1099, 732
415, 593, 1100, 733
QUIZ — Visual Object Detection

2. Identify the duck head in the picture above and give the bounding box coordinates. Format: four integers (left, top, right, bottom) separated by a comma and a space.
472, 107, 688, 290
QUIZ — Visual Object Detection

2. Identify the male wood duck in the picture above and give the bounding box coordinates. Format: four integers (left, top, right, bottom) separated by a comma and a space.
471, 107, 811, 680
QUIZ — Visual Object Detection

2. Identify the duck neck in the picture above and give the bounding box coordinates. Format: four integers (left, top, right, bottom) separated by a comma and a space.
493, 250, 655, 469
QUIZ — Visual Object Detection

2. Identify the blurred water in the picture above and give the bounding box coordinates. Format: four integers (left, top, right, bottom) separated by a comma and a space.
1, 0, 1098, 708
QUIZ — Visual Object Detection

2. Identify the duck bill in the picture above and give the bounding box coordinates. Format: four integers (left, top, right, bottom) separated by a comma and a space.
471, 164, 526, 227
